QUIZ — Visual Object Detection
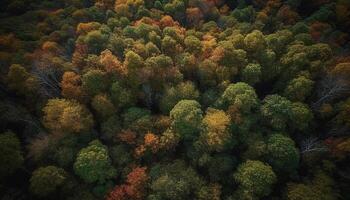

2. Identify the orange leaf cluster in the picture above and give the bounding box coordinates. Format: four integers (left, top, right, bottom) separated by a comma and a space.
60, 71, 86, 102
99, 49, 127, 75
107, 167, 148, 200
144, 132, 160, 153
117, 129, 137, 145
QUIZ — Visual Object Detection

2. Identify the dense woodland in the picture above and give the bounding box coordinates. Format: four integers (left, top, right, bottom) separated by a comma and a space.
0, 0, 350, 199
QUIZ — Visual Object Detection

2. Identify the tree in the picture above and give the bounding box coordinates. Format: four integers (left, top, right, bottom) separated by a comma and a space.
198, 59, 219, 88
290, 102, 313, 131
110, 81, 136, 109
76, 22, 101, 36
186, 7, 204, 27
197, 183, 221, 200
331, 62, 350, 80
107, 167, 148, 200
124, 50, 144, 69
145, 42, 161, 57
257, 49, 278, 81
334, 98, 350, 128
215, 82, 259, 113
99, 49, 127, 75
261, 95, 292, 130
266, 134, 300, 173
241, 63, 262, 85
43, 99, 94, 133
164, 0, 186, 23
280, 43, 309, 79
143, 132, 161, 153
84, 30, 108, 54
160, 81, 200, 114
145, 54, 173, 69
234, 160, 277, 199
29, 166, 67, 197
308, 43, 332, 62
232, 5, 256, 22
184, 35, 202, 54
82, 69, 108, 96
170, 100, 203, 140
211, 46, 247, 73
91, 93, 116, 120
244, 30, 266, 52
201, 154, 237, 183
61, 71, 86, 102
6, 64, 38, 96
287, 183, 318, 200
200, 108, 232, 152
284, 75, 314, 102
0, 131, 23, 179
122, 107, 152, 133
159, 129, 180, 151
148, 160, 204, 200
74, 140, 116, 184
95, 0, 115, 10
161, 36, 179, 56
287, 170, 339, 200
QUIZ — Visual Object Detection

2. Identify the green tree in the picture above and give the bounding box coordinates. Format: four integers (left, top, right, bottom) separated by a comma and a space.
184, 35, 202, 54
267, 134, 300, 173
198, 59, 219, 88
212, 46, 247, 73
241, 63, 262, 86
148, 160, 204, 200
160, 81, 200, 114
29, 166, 67, 197
204, 154, 236, 183
6, 64, 37, 96
145, 42, 161, 57
265, 30, 293, 55
91, 93, 116, 120
164, 0, 186, 22
0, 131, 23, 179
145, 54, 173, 69
74, 140, 116, 184
234, 160, 277, 199
124, 50, 144, 69
215, 82, 259, 113
110, 81, 136, 109
122, 107, 152, 133
290, 102, 313, 131
284, 75, 314, 102
308, 43, 332, 62
84, 30, 108, 54
82, 69, 108, 96
161, 36, 178, 56
170, 100, 203, 140
261, 95, 292, 130
244, 30, 266, 52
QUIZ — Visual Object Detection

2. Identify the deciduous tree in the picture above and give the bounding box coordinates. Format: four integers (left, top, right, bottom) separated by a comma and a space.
29, 166, 67, 197
43, 99, 94, 133
234, 160, 277, 199
170, 100, 203, 140
74, 140, 116, 184
267, 134, 300, 173
0, 131, 23, 179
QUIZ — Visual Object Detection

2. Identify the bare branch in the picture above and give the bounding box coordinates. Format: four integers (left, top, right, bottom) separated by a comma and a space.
312, 75, 350, 110
31, 63, 62, 98
300, 137, 328, 154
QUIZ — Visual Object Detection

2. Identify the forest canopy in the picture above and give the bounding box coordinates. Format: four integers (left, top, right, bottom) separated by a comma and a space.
0, 0, 350, 199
